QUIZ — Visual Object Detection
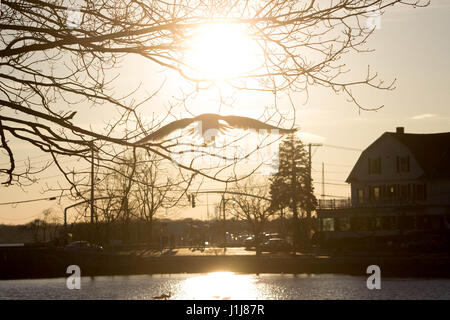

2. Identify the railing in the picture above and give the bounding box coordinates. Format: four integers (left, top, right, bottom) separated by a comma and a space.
318, 198, 352, 210
354, 199, 428, 207
317, 198, 440, 210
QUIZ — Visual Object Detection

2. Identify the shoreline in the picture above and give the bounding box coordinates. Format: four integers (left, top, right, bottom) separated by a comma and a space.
2, 247, 450, 280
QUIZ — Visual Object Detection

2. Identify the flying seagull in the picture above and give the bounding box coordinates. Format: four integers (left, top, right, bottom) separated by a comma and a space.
135, 113, 297, 145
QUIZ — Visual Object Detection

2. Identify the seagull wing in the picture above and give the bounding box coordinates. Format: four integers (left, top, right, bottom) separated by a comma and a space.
135, 118, 195, 144
221, 115, 296, 134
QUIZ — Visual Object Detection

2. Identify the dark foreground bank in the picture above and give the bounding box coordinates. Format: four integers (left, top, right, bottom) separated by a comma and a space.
1, 246, 450, 279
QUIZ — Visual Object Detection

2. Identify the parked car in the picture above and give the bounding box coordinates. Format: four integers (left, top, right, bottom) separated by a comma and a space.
261, 238, 292, 253
235, 234, 248, 246
65, 241, 103, 252
244, 236, 255, 249
263, 233, 281, 241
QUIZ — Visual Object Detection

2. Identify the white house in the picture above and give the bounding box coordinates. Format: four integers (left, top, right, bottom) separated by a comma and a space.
317, 127, 450, 249
347, 127, 450, 207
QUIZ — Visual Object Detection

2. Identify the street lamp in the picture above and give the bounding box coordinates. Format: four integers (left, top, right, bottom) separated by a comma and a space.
63, 196, 120, 244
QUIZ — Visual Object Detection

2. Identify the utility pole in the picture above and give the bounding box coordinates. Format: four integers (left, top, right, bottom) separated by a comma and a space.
206, 193, 210, 221
291, 151, 299, 255
89, 141, 95, 242
308, 143, 323, 187
222, 195, 226, 246
306, 143, 322, 249
307, 143, 323, 206
322, 162, 325, 201
90, 142, 95, 225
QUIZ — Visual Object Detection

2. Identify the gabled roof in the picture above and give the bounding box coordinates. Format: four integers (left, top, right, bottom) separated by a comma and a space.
346, 131, 450, 182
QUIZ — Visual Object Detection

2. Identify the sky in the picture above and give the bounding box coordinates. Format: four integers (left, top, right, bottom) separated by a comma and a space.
1, 1, 449, 224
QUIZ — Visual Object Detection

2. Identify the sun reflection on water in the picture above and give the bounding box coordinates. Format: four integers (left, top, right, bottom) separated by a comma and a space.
175, 272, 259, 300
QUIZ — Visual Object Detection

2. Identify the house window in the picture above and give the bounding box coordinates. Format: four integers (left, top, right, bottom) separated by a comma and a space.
399, 184, 409, 201
396, 156, 410, 173
351, 217, 369, 231
336, 217, 350, 231
381, 216, 397, 230
374, 217, 383, 230
322, 218, 334, 231
385, 185, 395, 200
357, 189, 364, 204
367, 217, 378, 231
370, 186, 380, 201
368, 157, 382, 174
416, 184, 426, 201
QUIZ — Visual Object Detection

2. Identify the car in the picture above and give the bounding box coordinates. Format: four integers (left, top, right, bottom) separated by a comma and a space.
263, 233, 281, 241
261, 238, 292, 253
64, 241, 103, 252
243, 236, 255, 249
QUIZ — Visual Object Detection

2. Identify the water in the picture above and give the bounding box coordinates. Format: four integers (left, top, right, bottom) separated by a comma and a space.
1, 273, 449, 300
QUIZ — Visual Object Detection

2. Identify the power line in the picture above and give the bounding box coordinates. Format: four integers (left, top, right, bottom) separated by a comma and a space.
312, 168, 350, 174
25, 165, 93, 182
317, 162, 354, 168
315, 194, 350, 199
322, 144, 363, 152
0, 157, 53, 170
320, 178, 349, 183
0, 154, 50, 167
0, 212, 45, 221
313, 181, 349, 187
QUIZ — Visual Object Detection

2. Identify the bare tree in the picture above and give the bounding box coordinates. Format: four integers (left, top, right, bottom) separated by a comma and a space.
228, 177, 274, 255
91, 150, 188, 245
93, 194, 122, 245
28, 218, 44, 243
26, 208, 61, 243
132, 151, 186, 248
0, 0, 428, 192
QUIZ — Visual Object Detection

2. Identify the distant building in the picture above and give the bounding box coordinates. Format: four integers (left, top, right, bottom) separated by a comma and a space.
317, 127, 450, 249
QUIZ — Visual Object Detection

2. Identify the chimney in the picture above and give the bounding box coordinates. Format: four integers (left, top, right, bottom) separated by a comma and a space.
396, 127, 405, 134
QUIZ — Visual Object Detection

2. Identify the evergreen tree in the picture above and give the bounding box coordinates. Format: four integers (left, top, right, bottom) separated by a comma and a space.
269, 134, 317, 250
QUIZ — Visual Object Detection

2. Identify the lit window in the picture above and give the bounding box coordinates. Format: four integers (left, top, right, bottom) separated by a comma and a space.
371, 186, 380, 201
322, 218, 334, 231
357, 189, 364, 204
375, 217, 383, 230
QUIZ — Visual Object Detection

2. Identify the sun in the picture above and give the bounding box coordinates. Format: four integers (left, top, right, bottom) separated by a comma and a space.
184, 23, 260, 81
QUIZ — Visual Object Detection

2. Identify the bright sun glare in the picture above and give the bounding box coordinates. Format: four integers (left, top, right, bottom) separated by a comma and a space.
185, 23, 260, 81
179, 272, 259, 299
